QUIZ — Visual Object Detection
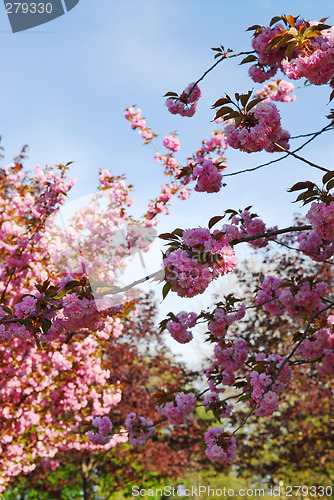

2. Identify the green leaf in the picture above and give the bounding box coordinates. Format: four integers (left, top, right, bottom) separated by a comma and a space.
41, 319, 52, 334
284, 15, 295, 27
162, 282, 172, 300
322, 170, 334, 184
154, 388, 176, 405
240, 54, 258, 65
287, 181, 315, 192
285, 41, 298, 58
172, 228, 184, 237
214, 106, 233, 119
213, 409, 221, 422
32, 329, 42, 351
246, 24, 262, 32
159, 319, 168, 331
294, 191, 318, 204
234, 380, 248, 388
1, 305, 12, 315
329, 88, 334, 103
326, 178, 334, 191
159, 233, 179, 240
240, 91, 252, 108
237, 394, 251, 403
293, 331, 303, 342
212, 97, 231, 108
270, 16, 282, 27
53, 281, 82, 300
226, 110, 242, 119
268, 34, 295, 49
288, 27, 298, 37
215, 256, 223, 266
302, 196, 319, 205
246, 98, 263, 112
208, 215, 224, 229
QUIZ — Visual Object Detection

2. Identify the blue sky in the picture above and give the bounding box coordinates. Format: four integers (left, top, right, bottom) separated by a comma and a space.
1, 0, 334, 360
1, 0, 333, 201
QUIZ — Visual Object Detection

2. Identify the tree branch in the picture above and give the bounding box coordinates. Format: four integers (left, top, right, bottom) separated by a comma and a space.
225, 124, 332, 178
272, 142, 330, 172
231, 225, 312, 245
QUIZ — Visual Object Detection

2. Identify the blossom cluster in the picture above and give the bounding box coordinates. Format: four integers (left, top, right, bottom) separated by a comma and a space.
154, 152, 180, 176
246, 353, 292, 417
224, 102, 290, 153
256, 79, 296, 102
163, 134, 181, 152
306, 198, 334, 240
297, 328, 334, 376
0, 281, 123, 344
257, 275, 327, 319
124, 106, 156, 142
208, 303, 246, 339
87, 416, 113, 445
248, 25, 286, 82
158, 392, 197, 425
213, 338, 248, 387
125, 413, 156, 446
203, 392, 233, 419
249, 20, 334, 86
226, 209, 278, 248
155, 128, 227, 195
204, 426, 237, 465
144, 183, 179, 226
191, 158, 224, 193
163, 228, 238, 297
281, 26, 334, 85
178, 129, 228, 193
166, 82, 202, 117
298, 230, 334, 262
166, 311, 197, 344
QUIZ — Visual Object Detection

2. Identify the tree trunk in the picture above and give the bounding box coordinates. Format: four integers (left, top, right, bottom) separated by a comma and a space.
82, 456, 95, 500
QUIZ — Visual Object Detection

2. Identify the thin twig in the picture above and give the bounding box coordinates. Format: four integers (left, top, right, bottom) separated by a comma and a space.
290, 125, 332, 139
225, 124, 332, 178
272, 301, 334, 384
184, 51, 256, 100
231, 405, 257, 437
272, 142, 330, 173
1, 267, 16, 303
272, 238, 334, 266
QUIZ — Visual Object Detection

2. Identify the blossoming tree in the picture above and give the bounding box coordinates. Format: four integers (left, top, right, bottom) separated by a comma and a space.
4, 294, 208, 499
124, 13, 334, 469
0, 11, 334, 494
